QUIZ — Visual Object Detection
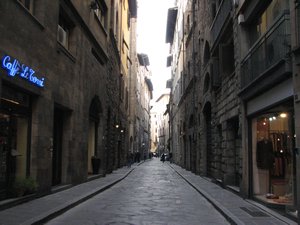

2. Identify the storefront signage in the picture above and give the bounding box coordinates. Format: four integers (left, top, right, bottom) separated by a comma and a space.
1, 55, 45, 88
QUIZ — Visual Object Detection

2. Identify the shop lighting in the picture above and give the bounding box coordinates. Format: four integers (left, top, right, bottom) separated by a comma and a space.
1, 97, 20, 105
269, 118, 273, 121
115, 124, 119, 128
280, 149, 283, 153
120, 129, 124, 133
272, 116, 276, 120
280, 113, 287, 118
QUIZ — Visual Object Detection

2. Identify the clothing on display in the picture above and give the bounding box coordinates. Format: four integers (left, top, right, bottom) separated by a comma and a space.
256, 139, 274, 169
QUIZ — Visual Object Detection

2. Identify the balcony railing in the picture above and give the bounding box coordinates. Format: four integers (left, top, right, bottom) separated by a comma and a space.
241, 13, 291, 89
211, 0, 232, 47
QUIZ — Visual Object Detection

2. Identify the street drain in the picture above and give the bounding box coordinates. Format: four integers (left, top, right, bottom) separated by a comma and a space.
240, 207, 270, 217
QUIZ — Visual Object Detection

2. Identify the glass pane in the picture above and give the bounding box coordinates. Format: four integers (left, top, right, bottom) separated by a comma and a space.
252, 111, 295, 211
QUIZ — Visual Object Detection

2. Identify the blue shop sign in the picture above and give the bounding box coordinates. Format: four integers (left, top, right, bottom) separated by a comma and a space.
1, 55, 45, 88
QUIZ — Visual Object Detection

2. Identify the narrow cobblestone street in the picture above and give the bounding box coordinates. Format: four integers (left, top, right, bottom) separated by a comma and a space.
46, 159, 229, 225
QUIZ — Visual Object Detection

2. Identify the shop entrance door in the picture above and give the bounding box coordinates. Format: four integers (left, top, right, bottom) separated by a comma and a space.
0, 112, 28, 199
0, 86, 30, 199
52, 108, 63, 186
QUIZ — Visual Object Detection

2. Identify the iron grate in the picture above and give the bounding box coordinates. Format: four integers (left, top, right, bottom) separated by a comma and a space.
240, 207, 270, 217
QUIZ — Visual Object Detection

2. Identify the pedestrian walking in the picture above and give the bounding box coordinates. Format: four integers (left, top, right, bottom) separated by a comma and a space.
161, 153, 165, 163
127, 153, 132, 168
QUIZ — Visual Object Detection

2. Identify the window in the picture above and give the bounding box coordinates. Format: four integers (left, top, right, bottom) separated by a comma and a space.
119, 75, 124, 101
125, 89, 129, 110
211, 3, 216, 19
17, 0, 46, 25
93, 0, 108, 29
203, 41, 210, 67
220, 40, 234, 77
249, 0, 289, 45
186, 15, 190, 33
18, 0, 34, 13
57, 7, 74, 51
204, 73, 210, 93
127, 10, 131, 28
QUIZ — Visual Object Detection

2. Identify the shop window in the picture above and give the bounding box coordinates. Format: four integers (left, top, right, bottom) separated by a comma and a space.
252, 109, 295, 211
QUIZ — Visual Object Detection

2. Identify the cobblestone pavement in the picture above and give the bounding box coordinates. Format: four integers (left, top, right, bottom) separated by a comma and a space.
46, 159, 229, 225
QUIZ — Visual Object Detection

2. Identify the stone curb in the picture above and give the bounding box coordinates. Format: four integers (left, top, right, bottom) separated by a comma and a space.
169, 164, 243, 225
169, 164, 297, 225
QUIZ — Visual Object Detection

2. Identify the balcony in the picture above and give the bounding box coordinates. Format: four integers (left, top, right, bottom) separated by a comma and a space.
241, 13, 291, 89
210, 0, 232, 48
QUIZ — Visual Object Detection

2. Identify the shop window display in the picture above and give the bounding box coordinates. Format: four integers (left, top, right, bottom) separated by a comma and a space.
252, 111, 295, 208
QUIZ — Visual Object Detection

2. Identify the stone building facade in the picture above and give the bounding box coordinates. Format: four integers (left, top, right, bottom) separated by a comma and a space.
167, 0, 300, 221
0, 0, 137, 200
128, 51, 153, 159
150, 94, 170, 156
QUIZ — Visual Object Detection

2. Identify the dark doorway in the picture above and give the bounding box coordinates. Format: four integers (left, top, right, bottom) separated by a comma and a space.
52, 107, 63, 186
0, 113, 13, 199
117, 140, 121, 168
204, 103, 212, 177
0, 86, 30, 199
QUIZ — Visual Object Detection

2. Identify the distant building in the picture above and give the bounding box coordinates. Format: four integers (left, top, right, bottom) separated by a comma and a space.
151, 94, 170, 156
128, 51, 153, 159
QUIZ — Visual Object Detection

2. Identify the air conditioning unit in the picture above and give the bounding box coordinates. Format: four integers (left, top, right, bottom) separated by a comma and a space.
238, 14, 245, 24
57, 25, 68, 48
